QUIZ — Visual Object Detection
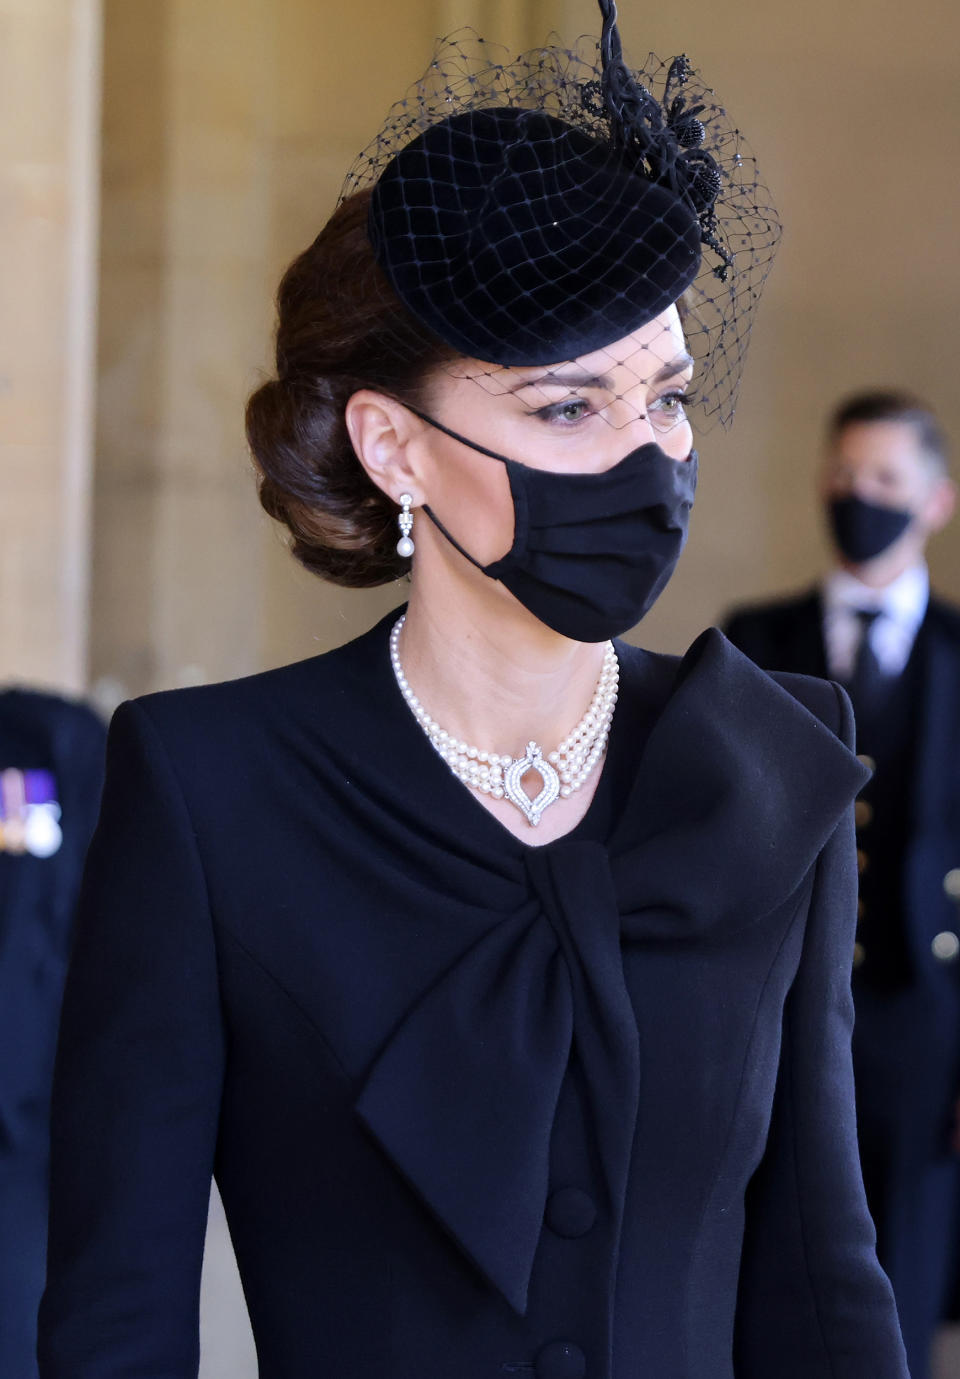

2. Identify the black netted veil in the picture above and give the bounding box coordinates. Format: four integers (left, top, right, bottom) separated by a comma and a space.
339, 9, 780, 429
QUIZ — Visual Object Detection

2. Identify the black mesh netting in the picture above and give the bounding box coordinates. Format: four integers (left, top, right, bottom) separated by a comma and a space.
338, 22, 781, 432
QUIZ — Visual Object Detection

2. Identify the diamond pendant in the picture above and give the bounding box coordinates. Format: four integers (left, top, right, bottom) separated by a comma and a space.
503, 742, 561, 827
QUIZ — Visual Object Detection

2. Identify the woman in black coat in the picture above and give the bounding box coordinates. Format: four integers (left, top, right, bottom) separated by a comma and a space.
39, 6, 909, 1377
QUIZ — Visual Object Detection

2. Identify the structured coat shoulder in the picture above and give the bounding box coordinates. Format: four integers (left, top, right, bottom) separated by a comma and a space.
38, 612, 909, 1378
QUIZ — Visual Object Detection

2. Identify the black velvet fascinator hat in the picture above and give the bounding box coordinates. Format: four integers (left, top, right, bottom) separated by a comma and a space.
341, 0, 781, 427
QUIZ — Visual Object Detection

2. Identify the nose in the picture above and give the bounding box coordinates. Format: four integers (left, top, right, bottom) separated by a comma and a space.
606, 395, 692, 462
629, 411, 658, 444
847, 475, 892, 506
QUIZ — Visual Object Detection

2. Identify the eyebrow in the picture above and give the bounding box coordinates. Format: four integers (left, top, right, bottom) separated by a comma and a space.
652, 352, 696, 383
507, 370, 614, 394
507, 352, 695, 394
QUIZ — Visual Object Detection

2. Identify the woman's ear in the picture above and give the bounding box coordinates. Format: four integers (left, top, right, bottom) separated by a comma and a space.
344, 391, 424, 504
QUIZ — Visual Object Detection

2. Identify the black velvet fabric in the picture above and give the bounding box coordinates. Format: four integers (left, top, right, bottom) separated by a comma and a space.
39, 613, 908, 1378
369, 108, 702, 365
0, 691, 106, 1379
724, 590, 960, 1379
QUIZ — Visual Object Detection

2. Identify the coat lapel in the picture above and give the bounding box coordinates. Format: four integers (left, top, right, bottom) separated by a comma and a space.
354, 630, 867, 1316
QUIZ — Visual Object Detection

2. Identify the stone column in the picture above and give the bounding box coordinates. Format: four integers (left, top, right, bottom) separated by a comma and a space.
0, 0, 102, 691
91, 0, 274, 700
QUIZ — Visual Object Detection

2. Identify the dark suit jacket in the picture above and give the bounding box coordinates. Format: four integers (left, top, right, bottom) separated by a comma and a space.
0, 689, 106, 1379
724, 588, 960, 1360
0, 689, 106, 1149
38, 614, 907, 1378
725, 589, 960, 995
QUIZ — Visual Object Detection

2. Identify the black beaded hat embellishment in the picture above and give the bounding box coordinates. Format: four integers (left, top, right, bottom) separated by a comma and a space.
340, 0, 781, 427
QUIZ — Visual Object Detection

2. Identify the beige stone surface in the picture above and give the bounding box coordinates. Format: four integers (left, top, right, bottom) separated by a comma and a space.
5, 0, 960, 690
0, 0, 101, 691
82, 0, 960, 699
199, 1186, 257, 1379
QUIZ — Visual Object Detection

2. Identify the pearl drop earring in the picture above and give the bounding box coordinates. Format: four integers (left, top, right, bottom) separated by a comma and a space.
396, 493, 415, 558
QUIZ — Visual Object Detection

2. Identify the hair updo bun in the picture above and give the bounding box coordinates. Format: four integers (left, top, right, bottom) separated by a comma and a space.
245, 189, 455, 588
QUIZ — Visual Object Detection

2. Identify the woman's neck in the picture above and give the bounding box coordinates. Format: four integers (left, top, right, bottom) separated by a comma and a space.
398, 581, 608, 760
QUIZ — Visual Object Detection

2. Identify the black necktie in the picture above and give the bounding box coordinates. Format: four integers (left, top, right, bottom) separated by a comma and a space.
847, 608, 884, 729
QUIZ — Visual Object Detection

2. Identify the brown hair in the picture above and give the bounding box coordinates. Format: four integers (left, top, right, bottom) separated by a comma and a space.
246, 189, 457, 587
828, 389, 949, 475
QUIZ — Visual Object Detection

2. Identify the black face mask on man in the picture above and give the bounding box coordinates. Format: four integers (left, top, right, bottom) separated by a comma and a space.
828, 495, 914, 565
408, 409, 698, 644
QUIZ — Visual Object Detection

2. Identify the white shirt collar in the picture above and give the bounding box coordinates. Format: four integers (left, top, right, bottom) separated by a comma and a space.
822, 563, 929, 635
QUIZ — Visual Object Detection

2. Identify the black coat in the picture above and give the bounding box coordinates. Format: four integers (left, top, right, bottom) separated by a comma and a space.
0, 689, 106, 1379
725, 591, 960, 990
38, 613, 908, 1378
725, 588, 960, 1375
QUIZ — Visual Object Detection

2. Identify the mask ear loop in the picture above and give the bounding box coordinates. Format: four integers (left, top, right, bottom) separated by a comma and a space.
403, 404, 517, 464
401, 403, 515, 570
421, 506, 486, 570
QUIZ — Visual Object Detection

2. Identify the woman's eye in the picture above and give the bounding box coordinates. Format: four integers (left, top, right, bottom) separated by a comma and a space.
650, 389, 695, 424
532, 398, 594, 426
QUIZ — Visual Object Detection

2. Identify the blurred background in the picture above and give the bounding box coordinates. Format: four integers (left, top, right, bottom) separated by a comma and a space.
4, 0, 960, 703
2, 0, 958, 1374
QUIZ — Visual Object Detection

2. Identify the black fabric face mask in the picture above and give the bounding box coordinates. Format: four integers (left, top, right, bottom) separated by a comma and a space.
411, 409, 698, 643
828, 495, 914, 564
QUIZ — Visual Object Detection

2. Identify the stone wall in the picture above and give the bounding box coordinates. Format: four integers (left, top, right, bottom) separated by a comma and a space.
6, 0, 960, 694
0, 0, 101, 690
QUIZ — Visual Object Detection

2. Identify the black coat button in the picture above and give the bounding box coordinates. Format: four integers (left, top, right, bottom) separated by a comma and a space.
536, 1339, 586, 1379
546, 1187, 597, 1238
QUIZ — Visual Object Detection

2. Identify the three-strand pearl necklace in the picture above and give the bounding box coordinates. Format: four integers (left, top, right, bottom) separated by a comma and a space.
389, 615, 619, 827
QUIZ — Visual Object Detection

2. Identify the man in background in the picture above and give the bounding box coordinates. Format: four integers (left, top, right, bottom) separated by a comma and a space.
724, 390, 960, 1379
0, 689, 106, 1378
